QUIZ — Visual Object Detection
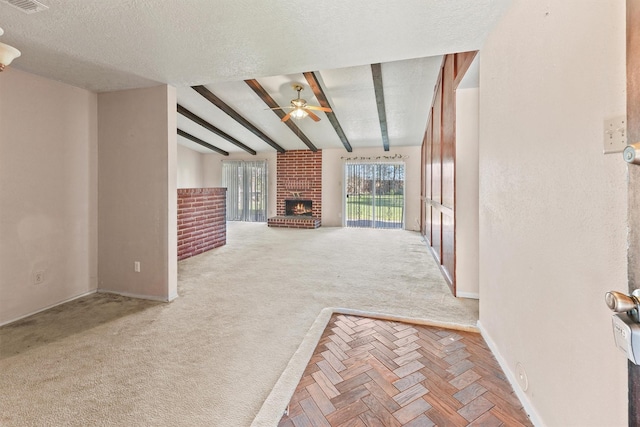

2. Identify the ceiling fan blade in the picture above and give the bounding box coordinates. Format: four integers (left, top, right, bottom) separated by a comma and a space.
281, 111, 293, 122
267, 106, 292, 110
306, 110, 321, 122
306, 105, 332, 112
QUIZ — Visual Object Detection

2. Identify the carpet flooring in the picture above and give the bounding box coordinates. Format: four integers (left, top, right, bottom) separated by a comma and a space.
278, 314, 532, 427
0, 222, 479, 426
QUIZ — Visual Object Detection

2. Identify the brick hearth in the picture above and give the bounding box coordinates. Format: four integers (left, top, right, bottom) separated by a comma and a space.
268, 150, 322, 229
267, 216, 321, 229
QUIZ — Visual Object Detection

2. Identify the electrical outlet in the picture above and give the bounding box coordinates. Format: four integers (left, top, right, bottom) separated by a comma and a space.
33, 270, 44, 285
134, 261, 140, 273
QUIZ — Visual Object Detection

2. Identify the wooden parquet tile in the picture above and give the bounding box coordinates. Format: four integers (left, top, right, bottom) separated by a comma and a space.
278, 315, 533, 427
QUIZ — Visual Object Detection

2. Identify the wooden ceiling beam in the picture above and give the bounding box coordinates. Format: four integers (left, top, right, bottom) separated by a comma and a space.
303, 71, 352, 153
453, 50, 478, 88
371, 63, 390, 152
244, 79, 318, 152
177, 129, 229, 156
177, 104, 256, 155
191, 85, 285, 153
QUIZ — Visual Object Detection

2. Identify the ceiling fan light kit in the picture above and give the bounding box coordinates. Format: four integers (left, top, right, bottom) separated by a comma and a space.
0, 26, 21, 71
291, 107, 309, 120
276, 84, 332, 123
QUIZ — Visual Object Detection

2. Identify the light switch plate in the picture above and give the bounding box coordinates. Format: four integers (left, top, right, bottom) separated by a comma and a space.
604, 116, 627, 154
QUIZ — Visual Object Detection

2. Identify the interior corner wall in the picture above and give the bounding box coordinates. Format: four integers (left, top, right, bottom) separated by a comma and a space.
202, 151, 278, 218
322, 146, 421, 230
455, 88, 479, 299
0, 69, 98, 325
98, 85, 177, 301
177, 144, 204, 188
478, 1, 627, 426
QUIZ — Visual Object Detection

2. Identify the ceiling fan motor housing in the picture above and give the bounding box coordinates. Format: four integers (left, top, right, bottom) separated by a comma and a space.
292, 98, 307, 108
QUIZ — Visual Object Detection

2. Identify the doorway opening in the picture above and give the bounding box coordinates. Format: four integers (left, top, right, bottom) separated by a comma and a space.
222, 160, 268, 222
344, 162, 405, 229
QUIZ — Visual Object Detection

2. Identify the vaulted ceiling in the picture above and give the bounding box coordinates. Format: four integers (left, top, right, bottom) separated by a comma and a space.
0, 0, 510, 153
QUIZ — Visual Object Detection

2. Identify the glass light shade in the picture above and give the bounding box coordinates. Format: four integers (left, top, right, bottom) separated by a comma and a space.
291, 108, 308, 119
0, 41, 21, 70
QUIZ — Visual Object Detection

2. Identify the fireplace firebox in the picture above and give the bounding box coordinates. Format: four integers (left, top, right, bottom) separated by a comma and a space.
285, 199, 313, 216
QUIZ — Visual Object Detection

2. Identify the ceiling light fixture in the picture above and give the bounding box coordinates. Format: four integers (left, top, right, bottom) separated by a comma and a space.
0, 26, 21, 71
270, 84, 332, 123
291, 107, 309, 120
290, 87, 309, 120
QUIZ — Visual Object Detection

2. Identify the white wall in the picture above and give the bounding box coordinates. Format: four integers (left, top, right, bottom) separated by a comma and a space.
456, 88, 479, 298
479, 1, 627, 425
98, 85, 177, 301
322, 146, 421, 230
0, 69, 98, 325
202, 151, 278, 218
177, 144, 204, 188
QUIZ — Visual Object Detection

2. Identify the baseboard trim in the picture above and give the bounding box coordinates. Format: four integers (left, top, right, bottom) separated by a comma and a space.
251, 307, 479, 427
97, 289, 175, 302
456, 291, 479, 300
477, 320, 545, 427
0, 289, 97, 327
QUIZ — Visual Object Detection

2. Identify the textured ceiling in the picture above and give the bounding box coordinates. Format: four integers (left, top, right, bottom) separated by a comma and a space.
0, 0, 510, 152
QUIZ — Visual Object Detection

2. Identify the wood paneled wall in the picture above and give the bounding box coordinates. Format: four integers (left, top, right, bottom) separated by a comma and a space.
421, 51, 477, 293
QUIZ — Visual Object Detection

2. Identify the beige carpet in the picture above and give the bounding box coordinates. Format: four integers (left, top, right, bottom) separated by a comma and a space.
0, 222, 478, 426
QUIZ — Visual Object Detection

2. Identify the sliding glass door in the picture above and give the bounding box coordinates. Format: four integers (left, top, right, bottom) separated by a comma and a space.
344, 162, 405, 229
222, 161, 268, 222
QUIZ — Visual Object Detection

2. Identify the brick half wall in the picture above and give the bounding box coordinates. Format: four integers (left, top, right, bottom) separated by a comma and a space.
177, 188, 226, 261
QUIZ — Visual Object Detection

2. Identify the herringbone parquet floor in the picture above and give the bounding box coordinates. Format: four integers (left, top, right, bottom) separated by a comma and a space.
278, 315, 533, 427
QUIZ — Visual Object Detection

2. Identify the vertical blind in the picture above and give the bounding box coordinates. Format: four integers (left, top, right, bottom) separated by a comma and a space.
222, 160, 268, 222
344, 161, 405, 229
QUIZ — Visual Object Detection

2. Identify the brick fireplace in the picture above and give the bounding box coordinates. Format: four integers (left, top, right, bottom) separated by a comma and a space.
267, 150, 322, 229
285, 199, 313, 216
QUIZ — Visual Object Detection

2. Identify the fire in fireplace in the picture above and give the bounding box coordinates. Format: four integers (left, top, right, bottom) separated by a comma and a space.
285, 199, 313, 216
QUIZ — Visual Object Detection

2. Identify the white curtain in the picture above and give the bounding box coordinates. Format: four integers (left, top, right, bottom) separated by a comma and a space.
222, 160, 268, 222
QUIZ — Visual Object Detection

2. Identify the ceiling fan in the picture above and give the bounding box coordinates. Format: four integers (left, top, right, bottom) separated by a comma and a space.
275, 84, 332, 123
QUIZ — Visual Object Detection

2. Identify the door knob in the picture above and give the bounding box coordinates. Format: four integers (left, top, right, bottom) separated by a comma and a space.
606, 290, 640, 323
605, 291, 637, 312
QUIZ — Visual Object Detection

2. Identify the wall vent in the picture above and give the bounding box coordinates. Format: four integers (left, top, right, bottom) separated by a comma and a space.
0, 0, 49, 14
